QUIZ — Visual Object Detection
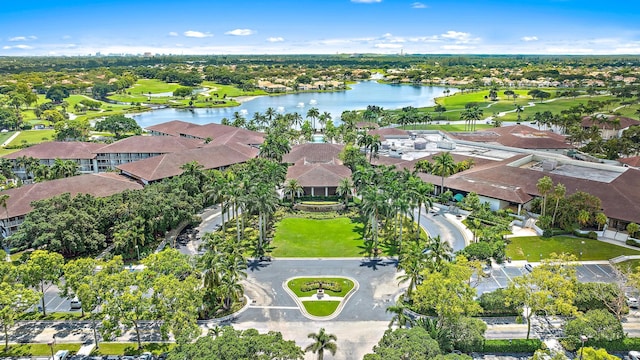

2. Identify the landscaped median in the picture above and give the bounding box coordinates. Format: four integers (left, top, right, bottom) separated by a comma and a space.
283, 276, 358, 320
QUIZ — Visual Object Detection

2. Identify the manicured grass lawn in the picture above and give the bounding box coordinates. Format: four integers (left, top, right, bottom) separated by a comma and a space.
287, 277, 355, 297
271, 217, 364, 257
302, 301, 340, 317
411, 123, 494, 131
0, 131, 15, 144
8, 129, 55, 146
201, 81, 267, 97
615, 259, 640, 274
498, 95, 618, 122
506, 236, 640, 261
0, 343, 81, 357
130, 79, 181, 94
93, 342, 174, 355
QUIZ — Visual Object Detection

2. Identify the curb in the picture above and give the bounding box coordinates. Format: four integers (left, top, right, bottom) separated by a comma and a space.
282, 275, 360, 321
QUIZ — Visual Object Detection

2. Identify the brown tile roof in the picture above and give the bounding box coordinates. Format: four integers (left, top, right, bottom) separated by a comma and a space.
3, 142, 103, 160
368, 128, 410, 140
620, 156, 640, 168
204, 127, 265, 146
450, 125, 572, 149
96, 136, 203, 154
581, 115, 640, 130
282, 143, 344, 164
144, 120, 201, 137
286, 163, 352, 187
356, 122, 380, 129
117, 143, 258, 182
0, 173, 143, 219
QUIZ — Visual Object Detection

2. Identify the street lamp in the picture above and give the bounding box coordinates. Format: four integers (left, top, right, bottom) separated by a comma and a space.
135, 245, 140, 261
580, 241, 585, 260
579, 334, 588, 360
48, 334, 56, 360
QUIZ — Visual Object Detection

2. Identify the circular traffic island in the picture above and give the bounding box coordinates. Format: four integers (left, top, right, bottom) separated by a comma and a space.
284, 276, 358, 320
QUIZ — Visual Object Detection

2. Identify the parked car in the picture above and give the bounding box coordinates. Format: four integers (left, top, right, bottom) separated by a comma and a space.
627, 297, 639, 309
524, 263, 533, 272
54, 350, 70, 360
139, 352, 154, 360
70, 297, 82, 310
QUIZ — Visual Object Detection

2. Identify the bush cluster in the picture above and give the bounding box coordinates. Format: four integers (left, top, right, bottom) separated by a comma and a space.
626, 238, 640, 248
482, 339, 543, 353
573, 230, 598, 240
300, 281, 342, 293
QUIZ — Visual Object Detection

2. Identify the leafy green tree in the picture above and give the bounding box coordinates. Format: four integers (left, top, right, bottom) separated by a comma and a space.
577, 347, 619, 360
0, 281, 39, 349
412, 256, 482, 324
565, 309, 624, 346
45, 85, 69, 103
94, 114, 142, 138
20, 250, 64, 316
166, 327, 303, 360
336, 178, 353, 205
173, 86, 193, 98
504, 254, 578, 339
364, 327, 441, 360
627, 222, 639, 238
305, 328, 337, 360
446, 317, 486, 353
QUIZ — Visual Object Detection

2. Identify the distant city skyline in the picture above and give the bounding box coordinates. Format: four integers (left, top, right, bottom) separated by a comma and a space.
2, 0, 639, 56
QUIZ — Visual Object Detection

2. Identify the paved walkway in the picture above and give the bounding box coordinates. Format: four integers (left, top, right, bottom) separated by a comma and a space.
1, 131, 20, 147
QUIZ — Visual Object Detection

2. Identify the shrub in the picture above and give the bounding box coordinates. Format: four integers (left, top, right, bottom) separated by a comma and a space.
482, 339, 543, 353
542, 229, 553, 238
300, 281, 342, 293
626, 239, 640, 248
478, 289, 519, 316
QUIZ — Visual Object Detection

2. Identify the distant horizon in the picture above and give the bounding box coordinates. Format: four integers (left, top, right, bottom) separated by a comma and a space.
2, 0, 639, 56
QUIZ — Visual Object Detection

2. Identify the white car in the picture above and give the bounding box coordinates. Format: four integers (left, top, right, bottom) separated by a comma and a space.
70, 297, 82, 310
627, 297, 639, 309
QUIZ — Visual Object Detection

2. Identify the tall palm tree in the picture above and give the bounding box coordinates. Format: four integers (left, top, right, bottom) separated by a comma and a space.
515, 104, 524, 121
361, 188, 387, 255
432, 152, 456, 195
411, 179, 434, 240
283, 179, 303, 203
305, 328, 337, 360
424, 235, 452, 271
397, 241, 428, 298
386, 302, 412, 328
250, 184, 278, 256
550, 183, 566, 227
369, 134, 381, 162
264, 107, 276, 125
336, 178, 353, 205
307, 107, 320, 131
319, 111, 331, 131
536, 176, 553, 217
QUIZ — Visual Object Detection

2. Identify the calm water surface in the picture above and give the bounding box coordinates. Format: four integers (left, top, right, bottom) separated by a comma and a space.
130, 81, 455, 128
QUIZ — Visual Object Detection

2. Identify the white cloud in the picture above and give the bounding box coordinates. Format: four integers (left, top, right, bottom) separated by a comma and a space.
62, 35, 72, 40
267, 37, 284, 42
3, 44, 34, 50
374, 43, 403, 49
411, 2, 427, 8
168, 32, 178, 37
9, 35, 37, 42
225, 29, 255, 36
183, 30, 212, 38
441, 45, 474, 50
440, 31, 477, 43
351, 0, 382, 3
521, 36, 539, 42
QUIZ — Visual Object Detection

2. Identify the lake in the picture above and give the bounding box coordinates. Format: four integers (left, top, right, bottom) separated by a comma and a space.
129, 81, 455, 128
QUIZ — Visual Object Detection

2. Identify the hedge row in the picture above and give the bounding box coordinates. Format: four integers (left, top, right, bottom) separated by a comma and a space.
300, 281, 342, 293
582, 338, 640, 351
482, 339, 544, 353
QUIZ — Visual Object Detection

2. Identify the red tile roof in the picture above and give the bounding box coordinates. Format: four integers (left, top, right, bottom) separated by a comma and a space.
449, 125, 572, 149
117, 143, 258, 183
0, 173, 143, 219
581, 115, 640, 130
96, 136, 203, 154
286, 163, 352, 187
282, 143, 344, 164
3, 142, 103, 160
144, 120, 201, 137
620, 156, 640, 168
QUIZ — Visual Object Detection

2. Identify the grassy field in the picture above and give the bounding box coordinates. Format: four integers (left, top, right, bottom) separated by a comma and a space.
7, 129, 56, 146
0, 343, 82, 357
92, 342, 174, 355
498, 95, 619, 122
287, 277, 355, 297
411, 123, 494, 131
271, 217, 365, 257
302, 301, 340, 317
506, 236, 640, 261
130, 79, 181, 94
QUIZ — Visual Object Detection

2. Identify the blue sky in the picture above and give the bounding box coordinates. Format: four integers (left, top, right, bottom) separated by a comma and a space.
2, 0, 639, 56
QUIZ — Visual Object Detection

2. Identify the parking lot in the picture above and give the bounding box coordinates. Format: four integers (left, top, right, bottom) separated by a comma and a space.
475, 263, 620, 295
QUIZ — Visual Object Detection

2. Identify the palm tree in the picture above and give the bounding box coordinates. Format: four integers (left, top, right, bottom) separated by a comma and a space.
536, 176, 553, 217
265, 107, 276, 125
550, 183, 566, 227
595, 213, 608, 231
424, 235, 452, 271
283, 179, 303, 204
432, 152, 456, 195
305, 328, 337, 360
307, 107, 320, 131
397, 241, 428, 298
336, 178, 353, 205
319, 111, 331, 131
412, 180, 434, 240
369, 134, 381, 162
577, 210, 591, 228
386, 302, 412, 329
515, 104, 524, 121
0, 193, 9, 248
361, 188, 387, 256
461, 105, 483, 132
250, 184, 278, 256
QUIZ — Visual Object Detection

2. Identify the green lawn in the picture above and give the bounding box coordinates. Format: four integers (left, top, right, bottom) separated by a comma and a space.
271, 217, 365, 257
302, 301, 340, 317
287, 277, 355, 297
7, 129, 55, 146
92, 342, 174, 355
506, 236, 640, 261
411, 123, 494, 132
498, 95, 618, 122
0, 343, 82, 357
130, 79, 181, 94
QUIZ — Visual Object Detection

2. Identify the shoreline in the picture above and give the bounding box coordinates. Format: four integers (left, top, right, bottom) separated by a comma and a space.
234, 95, 263, 104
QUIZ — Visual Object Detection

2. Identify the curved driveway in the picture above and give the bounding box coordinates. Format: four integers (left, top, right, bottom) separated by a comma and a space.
415, 205, 469, 252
